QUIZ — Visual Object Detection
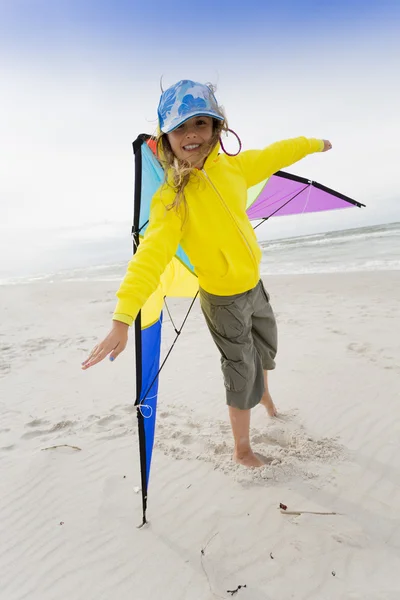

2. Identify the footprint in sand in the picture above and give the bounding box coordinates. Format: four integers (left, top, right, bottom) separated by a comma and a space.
0, 445, 15, 454
22, 337, 57, 352
0, 363, 11, 376
329, 328, 346, 336
21, 419, 77, 440
347, 342, 399, 372
219, 422, 230, 433
82, 410, 134, 441
26, 418, 51, 428
171, 431, 194, 445
96, 415, 120, 427
251, 432, 289, 447
347, 341, 371, 356
0, 343, 16, 376
0, 344, 12, 352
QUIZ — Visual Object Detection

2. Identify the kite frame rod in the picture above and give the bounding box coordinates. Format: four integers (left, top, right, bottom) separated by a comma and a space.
131, 138, 149, 526
253, 183, 310, 230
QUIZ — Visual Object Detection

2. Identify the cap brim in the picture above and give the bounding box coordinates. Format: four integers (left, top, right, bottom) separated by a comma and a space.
161, 111, 224, 134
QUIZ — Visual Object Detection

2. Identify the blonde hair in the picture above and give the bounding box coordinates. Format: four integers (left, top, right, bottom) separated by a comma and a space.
156, 88, 228, 217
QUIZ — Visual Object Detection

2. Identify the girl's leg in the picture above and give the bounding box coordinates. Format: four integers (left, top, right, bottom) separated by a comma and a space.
260, 370, 277, 417
229, 406, 264, 467
199, 287, 266, 468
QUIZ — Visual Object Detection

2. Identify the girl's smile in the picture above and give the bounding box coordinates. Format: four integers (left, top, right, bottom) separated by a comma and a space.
167, 116, 214, 167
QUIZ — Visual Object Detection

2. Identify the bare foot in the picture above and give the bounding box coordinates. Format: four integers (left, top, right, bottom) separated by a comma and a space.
233, 449, 264, 468
260, 392, 278, 417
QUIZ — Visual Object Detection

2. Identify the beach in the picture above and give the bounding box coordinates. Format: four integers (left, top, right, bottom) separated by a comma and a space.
1, 269, 400, 599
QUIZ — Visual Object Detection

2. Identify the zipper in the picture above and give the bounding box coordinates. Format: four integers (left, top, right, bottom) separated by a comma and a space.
201, 169, 258, 267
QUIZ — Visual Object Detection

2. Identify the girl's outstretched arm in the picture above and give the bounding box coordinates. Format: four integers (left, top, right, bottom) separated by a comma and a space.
82, 190, 182, 370
113, 193, 183, 325
235, 137, 332, 188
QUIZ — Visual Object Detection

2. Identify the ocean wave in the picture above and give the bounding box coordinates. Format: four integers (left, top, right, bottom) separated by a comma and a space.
261, 259, 400, 276
0, 263, 126, 286
262, 227, 400, 252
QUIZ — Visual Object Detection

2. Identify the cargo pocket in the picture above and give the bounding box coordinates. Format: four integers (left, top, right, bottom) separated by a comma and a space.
259, 280, 270, 303
221, 358, 248, 392
210, 304, 245, 340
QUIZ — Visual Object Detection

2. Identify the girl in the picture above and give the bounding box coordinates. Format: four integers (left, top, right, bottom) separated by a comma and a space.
82, 79, 332, 468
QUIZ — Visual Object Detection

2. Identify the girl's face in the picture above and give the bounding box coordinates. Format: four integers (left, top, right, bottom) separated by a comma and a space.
166, 116, 214, 168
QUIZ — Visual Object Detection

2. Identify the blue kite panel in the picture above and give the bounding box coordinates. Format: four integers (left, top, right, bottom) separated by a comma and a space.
139, 144, 163, 232
140, 143, 195, 272
140, 314, 163, 483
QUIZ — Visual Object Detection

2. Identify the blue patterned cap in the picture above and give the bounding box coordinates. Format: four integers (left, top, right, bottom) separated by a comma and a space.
157, 80, 224, 134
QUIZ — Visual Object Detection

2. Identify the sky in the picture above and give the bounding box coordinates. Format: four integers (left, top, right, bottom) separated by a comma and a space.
1, 0, 400, 277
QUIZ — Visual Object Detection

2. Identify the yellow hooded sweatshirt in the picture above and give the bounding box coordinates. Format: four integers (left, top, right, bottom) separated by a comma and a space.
113, 137, 324, 325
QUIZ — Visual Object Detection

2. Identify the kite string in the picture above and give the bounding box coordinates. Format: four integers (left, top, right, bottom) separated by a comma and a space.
131, 220, 150, 246
137, 393, 157, 419
301, 180, 313, 215
163, 297, 179, 334
136, 291, 199, 411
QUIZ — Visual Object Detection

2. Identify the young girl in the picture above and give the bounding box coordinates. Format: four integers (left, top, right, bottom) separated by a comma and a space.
82, 79, 332, 468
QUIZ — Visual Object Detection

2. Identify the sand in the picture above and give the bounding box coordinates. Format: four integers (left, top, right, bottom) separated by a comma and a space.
1, 271, 400, 599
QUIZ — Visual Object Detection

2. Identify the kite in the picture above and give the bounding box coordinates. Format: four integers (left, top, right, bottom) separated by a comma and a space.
131, 134, 365, 526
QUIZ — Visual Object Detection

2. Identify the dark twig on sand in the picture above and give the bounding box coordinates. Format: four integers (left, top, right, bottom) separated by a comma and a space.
227, 585, 247, 595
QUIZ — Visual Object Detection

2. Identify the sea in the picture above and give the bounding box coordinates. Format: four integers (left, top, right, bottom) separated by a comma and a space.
0, 221, 399, 286
260, 221, 400, 276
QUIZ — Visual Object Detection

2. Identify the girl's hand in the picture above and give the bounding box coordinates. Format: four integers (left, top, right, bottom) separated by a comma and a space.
81, 320, 129, 370
322, 140, 332, 152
